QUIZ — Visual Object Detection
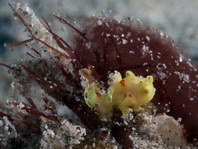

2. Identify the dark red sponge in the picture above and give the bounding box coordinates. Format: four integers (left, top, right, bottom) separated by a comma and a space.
72, 18, 198, 141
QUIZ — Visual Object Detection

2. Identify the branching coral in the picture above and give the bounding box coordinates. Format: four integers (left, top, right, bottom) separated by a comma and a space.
0, 2, 198, 148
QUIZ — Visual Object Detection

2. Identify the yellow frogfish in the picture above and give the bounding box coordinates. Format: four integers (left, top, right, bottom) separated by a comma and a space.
84, 70, 156, 116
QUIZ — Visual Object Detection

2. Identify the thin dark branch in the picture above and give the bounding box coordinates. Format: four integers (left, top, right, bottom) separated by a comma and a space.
42, 96, 57, 114
55, 61, 80, 85
8, 3, 33, 35
29, 35, 71, 59
53, 14, 88, 40
25, 44, 41, 56
27, 52, 35, 58
0, 63, 13, 69
11, 116, 40, 129
0, 112, 12, 120
5, 39, 33, 48
111, 37, 122, 67
20, 64, 70, 94
25, 97, 37, 110
8, 101, 59, 121
41, 19, 75, 59
41, 17, 51, 30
